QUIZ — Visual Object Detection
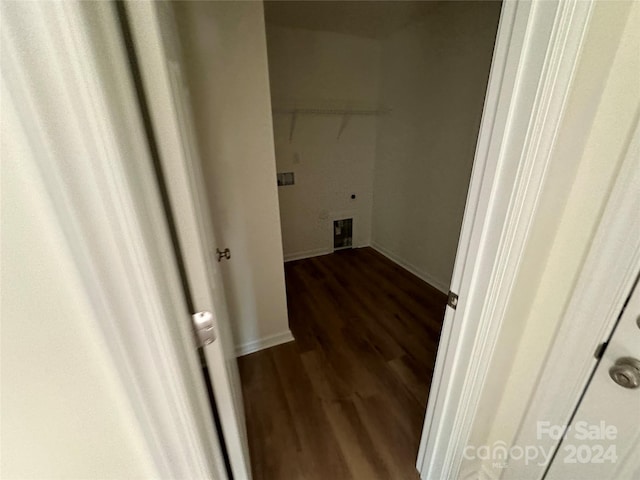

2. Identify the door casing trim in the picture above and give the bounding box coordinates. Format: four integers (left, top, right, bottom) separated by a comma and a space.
417, 1, 596, 479
1, 2, 226, 478
505, 121, 640, 480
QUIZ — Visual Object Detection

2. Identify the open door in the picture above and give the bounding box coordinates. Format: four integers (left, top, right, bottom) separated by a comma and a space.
122, 2, 251, 479
416, 1, 596, 478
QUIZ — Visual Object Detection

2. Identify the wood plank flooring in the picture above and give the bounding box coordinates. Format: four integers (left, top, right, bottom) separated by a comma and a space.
238, 247, 447, 479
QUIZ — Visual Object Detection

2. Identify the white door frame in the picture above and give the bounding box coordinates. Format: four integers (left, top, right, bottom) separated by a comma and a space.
505, 120, 640, 480
123, 2, 252, 478
2, 2, 226, 478
417, 1, 595, 478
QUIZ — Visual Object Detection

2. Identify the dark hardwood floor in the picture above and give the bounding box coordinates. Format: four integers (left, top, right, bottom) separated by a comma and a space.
238, 247, 447, 479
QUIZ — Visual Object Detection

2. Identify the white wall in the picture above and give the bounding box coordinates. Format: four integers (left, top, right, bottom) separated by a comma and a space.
1, 92, 157, 480
266, 26, 380, 260
173, 1, 291, 353
265, 3, 501, 290
463, 2, 640, 476
371, 1, 501, 292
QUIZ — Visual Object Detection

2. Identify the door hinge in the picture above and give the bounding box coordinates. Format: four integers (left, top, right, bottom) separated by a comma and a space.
216, 248, 231, 262
447, 291, 459, 310
192, 311, 217, 347
594, 341, 608, 360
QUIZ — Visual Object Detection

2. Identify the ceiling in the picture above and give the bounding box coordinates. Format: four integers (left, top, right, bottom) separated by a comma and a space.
263, 1, 440, 40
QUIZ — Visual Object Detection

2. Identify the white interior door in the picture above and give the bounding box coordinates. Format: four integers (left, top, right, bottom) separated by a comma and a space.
124, 2, 251, 479
416, 1, 599, 477
545, 277, 640, 480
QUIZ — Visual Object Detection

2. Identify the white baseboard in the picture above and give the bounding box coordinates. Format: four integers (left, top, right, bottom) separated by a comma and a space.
235, 330, 295, 357
284, 242, 375, 263
283, 247, 332, 262
370, 242, 449, 294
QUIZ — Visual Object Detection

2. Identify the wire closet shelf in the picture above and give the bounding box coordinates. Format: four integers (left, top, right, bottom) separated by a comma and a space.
272, 105, 391, 141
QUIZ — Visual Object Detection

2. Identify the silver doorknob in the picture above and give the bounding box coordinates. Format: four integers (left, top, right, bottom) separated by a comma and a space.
609, 357, 640, 389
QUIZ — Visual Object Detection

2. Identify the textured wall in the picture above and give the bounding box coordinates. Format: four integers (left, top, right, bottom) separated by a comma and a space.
266, 25, 380, 260
371, 1, 501, 292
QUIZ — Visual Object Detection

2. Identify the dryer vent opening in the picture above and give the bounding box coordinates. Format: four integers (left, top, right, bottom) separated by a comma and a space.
334, 218, 353, 250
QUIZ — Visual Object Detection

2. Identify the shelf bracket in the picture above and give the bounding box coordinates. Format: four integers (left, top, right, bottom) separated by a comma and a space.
289, 111, 297, 143
337, 113, 351, 141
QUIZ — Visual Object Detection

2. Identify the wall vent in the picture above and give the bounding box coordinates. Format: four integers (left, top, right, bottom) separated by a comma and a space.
277, 172, 295, 186
334, 218, 353, 250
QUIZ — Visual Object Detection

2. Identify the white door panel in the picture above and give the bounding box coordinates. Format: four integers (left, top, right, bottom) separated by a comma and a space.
124, 2, 251, 479
167, 60, 250, 478
545, 278, 640, 480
